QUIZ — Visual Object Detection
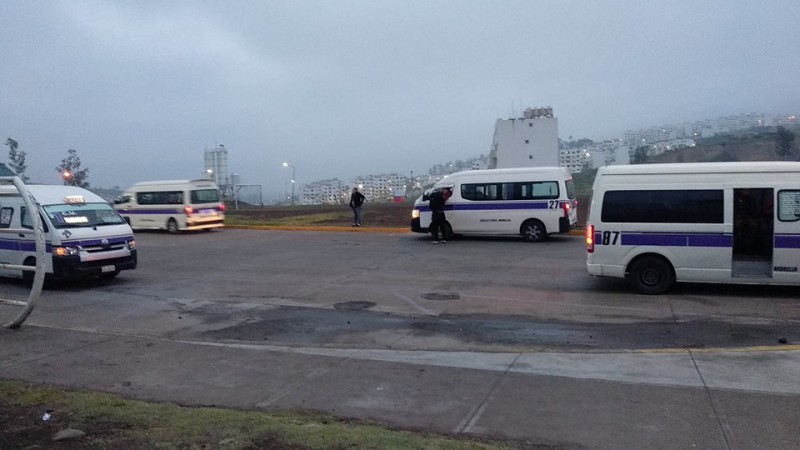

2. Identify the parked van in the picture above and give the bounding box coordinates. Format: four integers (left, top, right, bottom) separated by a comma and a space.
0, 184, 137, 282
411, 167, 578, 242
586, 161, 800, 294
114, 179, 225, 233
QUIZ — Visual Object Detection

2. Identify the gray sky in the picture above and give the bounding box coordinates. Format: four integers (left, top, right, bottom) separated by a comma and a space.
2, 0, 798, 198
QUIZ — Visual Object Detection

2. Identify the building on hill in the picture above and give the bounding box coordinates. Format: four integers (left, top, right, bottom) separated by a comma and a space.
301, 178, 349, 205
489, 107, 559, 170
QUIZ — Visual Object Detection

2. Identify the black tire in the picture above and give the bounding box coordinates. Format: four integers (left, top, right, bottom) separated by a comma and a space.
628, 256, 674, 295
521, 219, 547, 242
444, 222, 453, 240
22, 257, 36, 286
167, 218, 179, 234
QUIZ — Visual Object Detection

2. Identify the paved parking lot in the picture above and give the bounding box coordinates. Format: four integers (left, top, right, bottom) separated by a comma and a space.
1, 229, 799, 449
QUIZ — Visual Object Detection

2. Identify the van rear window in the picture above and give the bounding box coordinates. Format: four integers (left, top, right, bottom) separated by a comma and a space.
190, 189, 220, 204
601, 190, 723, 223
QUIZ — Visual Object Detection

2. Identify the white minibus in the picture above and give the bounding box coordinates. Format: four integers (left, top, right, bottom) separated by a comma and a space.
586, 161, 800, 294
411, 167, 578, 242
114, 179, 225, 233
0, 184, 137, 282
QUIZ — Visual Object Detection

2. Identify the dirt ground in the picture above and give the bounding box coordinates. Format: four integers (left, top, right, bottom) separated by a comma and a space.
228, 197, 589, 228
229, 201, 414, 227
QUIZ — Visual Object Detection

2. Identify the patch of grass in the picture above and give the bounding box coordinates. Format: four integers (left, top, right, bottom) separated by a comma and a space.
226, 212, 350, 227
0, 379, 510, 449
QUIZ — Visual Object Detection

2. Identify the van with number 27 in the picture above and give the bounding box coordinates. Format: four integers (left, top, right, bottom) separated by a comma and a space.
411, 167, 578, 242
586, 162, 800, 294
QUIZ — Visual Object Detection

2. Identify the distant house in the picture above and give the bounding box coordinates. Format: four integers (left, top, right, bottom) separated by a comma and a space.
0, 163, 18, 177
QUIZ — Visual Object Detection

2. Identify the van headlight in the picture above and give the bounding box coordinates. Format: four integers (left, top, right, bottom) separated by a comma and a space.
53, 246, 79, 257
127, 240, 136, 251
412, 209, 420, 219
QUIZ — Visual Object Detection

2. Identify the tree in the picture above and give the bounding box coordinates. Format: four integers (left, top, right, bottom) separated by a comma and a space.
55, 149, 90, 187
775, 126, 796, 160
631, 145, 650, 164
5, 138, 29, 182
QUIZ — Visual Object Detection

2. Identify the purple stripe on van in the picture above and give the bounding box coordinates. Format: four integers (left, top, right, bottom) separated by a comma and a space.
417, 201, 552, 212
618, 232, 732, 247
775, 234, 800, 249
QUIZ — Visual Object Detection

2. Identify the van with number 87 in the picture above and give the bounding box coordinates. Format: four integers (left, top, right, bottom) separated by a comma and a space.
586, 162, 800, 294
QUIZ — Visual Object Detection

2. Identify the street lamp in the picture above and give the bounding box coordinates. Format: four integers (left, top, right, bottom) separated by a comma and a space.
282, 162, 296, 206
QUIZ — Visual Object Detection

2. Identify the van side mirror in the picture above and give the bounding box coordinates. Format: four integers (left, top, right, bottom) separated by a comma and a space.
422, 193, 430, 201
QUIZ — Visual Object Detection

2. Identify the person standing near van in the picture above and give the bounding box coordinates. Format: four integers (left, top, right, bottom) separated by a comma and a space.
349, 187, 365, 227
429, 187, 451, 243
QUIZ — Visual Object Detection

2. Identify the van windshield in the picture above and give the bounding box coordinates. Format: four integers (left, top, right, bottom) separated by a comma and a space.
43, 203, 128, 228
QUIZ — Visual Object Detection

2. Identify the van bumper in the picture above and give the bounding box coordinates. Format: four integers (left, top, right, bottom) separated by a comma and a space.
52, 251, 138, 279
410, 218, 428, 233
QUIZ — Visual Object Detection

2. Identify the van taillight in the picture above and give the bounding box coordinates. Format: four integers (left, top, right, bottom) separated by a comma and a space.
184, 206, 193, 216
218, 203, 225, 212
562, 202, 570, 218
586, 225, 595, 253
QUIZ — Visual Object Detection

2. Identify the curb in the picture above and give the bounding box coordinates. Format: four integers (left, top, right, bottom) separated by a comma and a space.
225, 225, 411, 233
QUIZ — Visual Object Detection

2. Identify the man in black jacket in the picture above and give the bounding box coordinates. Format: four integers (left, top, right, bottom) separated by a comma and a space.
428, 187, 451, 243
349, 187, 365, 226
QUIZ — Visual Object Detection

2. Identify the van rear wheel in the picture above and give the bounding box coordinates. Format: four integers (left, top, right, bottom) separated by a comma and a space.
628, 256, 674, 295
521, 219, 547, 242
167, 218, 179, 234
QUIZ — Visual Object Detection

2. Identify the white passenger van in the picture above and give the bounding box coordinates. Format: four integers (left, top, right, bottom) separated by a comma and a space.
411, 167, 578, 242
586, 161, 800, 294
114, 179, 225, 234
0, 184, 137, 282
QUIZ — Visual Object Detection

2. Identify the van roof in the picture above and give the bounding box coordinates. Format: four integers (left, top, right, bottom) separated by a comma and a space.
599, 161, 800, 176
125, 179, 219, 188
433, 166, 570, 186
0, 184, 106, 205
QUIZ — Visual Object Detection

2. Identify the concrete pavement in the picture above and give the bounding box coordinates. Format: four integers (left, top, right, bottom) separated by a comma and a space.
1, 227, 799, 449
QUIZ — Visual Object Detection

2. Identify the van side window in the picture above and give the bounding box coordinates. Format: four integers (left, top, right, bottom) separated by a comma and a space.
777, 190, 800, 222
601, 190, 723, 224
137, 191, 183, 205
21, 207, 49, 232
0, 207, 13, 228
461, 181, 559, 201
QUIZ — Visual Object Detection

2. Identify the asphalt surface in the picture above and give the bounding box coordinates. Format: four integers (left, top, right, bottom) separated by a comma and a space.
1, 227, 799, 449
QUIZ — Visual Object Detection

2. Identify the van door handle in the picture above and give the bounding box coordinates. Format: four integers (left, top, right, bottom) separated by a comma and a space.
18, 234, 25, 238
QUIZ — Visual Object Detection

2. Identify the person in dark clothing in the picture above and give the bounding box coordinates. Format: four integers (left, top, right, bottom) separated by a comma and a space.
428, 187, 451, 243
349, 187, 365, 226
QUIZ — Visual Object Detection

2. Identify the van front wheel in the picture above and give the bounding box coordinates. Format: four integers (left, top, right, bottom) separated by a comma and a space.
521, 220, 547, 242
167, 218, 179, 234
628, 256, 674, 295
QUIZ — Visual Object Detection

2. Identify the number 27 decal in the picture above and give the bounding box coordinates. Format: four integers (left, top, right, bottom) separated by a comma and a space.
548, 200, 559, 209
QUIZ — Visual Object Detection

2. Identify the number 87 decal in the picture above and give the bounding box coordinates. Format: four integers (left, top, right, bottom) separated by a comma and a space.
601, 231, 620, 245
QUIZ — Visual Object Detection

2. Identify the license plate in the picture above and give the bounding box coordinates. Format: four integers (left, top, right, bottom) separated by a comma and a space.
101, 265, 115, 273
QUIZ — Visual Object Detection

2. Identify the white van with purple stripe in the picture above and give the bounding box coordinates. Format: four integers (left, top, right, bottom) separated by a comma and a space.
0, 184, 136, 282
586, 161, 800, 294
114, 179, 224, 234
411, 167, 577, 242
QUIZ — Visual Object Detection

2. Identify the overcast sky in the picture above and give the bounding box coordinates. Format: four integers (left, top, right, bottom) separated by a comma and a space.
2, 1, 798, 198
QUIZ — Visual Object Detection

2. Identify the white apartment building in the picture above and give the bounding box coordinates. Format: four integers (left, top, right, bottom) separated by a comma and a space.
489, 107, 559, 169
301, 178, 349, 205
355, 173, 406, 202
